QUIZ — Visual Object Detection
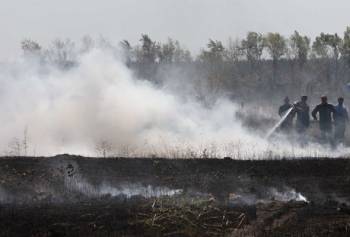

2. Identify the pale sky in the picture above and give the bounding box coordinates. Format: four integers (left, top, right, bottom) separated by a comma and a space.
1, 0, 349, 60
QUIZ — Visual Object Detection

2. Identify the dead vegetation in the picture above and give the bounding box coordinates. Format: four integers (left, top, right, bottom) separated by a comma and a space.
130, 197, 248, 236
1, 156, 350, 236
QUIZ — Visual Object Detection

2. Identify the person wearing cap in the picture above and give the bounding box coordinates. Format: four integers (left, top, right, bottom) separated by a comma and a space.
312, 96, 336, 144
334, 97, 349, 144
278, 96, 294, 131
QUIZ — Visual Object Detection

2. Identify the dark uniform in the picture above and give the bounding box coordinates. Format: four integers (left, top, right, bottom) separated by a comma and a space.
294, 101, 310, 133
312, 99, 336, 143
334, 99, 349, 144
278, 98, 293, 131
294, 96, 310, 146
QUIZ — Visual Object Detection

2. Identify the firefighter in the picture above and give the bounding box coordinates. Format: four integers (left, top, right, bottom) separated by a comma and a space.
294, 96, 310, 133
294, 96, 310, 145
334, 97, 349, 145
312, 96, 336, 144
278, 96, 294, 131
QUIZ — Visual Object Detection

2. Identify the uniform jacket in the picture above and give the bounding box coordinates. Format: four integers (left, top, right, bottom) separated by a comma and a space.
312, 103, 336, 130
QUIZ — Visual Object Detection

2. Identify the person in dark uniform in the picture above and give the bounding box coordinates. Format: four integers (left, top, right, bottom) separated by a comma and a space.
294, 96, 310, 133
334, 97, 349, 144
312, 96, 336, 144
293, 96, 310, 145
278, 97, 294, 131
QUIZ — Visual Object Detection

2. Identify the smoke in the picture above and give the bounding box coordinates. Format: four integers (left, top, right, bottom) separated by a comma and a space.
0, 48, 349, 158
268, 187, 308, 203
229, 187, 308, 206
65, 177, 183, 199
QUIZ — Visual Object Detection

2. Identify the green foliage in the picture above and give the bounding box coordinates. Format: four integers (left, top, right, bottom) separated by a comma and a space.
159, 38, 192, 64
138, 34, 161, 64
160, 38, 176, 63
172, 40, 192, 63
340, 27, 350, 65
226, 38, 244, 62
312, 33, 342, 59
18, 27, 350, 97
289, 31, 310, 67
264, 33, 287, 61
198, 39, 226, 63
241, 32, 264, 63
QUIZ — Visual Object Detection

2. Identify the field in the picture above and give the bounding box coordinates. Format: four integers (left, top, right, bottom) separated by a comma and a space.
1, 155, 350, 236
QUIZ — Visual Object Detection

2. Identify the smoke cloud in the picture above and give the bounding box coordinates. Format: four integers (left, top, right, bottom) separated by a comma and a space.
0, 48, 349, 158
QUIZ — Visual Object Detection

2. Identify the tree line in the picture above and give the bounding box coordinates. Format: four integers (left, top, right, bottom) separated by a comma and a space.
20, 27, 350, 104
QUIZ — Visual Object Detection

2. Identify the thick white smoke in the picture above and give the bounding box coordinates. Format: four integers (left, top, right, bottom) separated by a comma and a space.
0, 49, 348, 158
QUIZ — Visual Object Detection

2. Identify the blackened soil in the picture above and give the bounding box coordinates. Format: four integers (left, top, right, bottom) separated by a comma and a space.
1, 155, 350, 236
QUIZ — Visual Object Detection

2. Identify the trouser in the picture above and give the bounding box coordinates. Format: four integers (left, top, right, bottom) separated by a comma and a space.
280, 122, 293, 133
296, 125, 308, 146
334, 123, 346, 144
320, 127, 334, 147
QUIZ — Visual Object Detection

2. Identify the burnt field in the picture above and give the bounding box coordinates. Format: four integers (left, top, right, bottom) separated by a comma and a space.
1, 155, 350, 237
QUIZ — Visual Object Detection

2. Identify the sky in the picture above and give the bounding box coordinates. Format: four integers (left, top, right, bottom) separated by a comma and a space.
0, 0, 349, 60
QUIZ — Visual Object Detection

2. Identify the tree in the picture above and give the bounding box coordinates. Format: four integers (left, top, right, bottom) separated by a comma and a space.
312, 33, 342, 59
21, 39, 42, 58
45, 39, 77, 69
264, 33, 287, 62
172, 40, 192, 63
198, 40, 227, 95
340, 27, 350, 68
120, 40, 131, 50
80, 35, 95, 54
120, 40, 133, 64
241, 32, 264, 67
133, 34, 161, 79
289, 31, 310, 67
159, 38, 192, 64
138, 34, 160, 64
159, 38, 176, 64
312, 33, 342, 85
198, 39, 225, 63
264, 33, 287, 86
286, 31, 311, 92
226, 37, 244, 63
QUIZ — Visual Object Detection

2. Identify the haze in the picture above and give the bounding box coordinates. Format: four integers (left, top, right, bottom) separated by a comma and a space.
1, 0, 349, 60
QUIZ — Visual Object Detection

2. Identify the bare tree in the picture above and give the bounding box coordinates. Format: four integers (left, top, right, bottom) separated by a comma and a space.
8, 138, 21, 156
95, 140, 112, 158
22, 127, 29, 156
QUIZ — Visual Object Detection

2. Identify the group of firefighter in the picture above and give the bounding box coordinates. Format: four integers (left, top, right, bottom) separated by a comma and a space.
278, 95, 349, 146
